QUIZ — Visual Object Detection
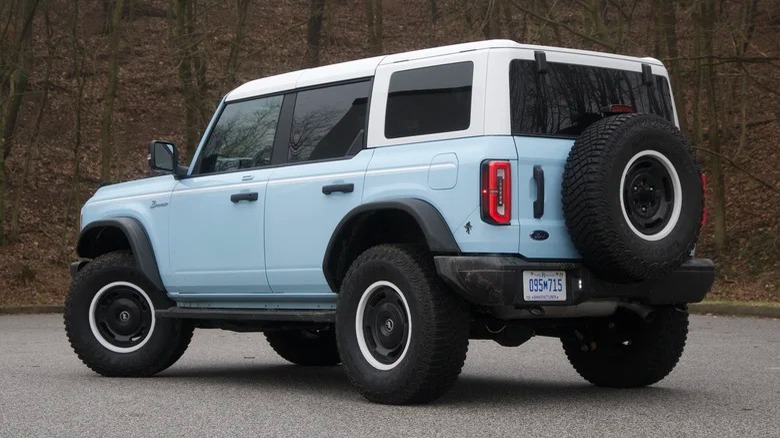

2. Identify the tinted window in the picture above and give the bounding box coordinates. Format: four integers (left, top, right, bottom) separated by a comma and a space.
288, 81, 370, 163
385, 61, 473, 138
510, 60, 675, 136
195, 95, 283, 175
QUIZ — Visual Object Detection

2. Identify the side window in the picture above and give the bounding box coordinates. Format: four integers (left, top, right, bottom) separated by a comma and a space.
288, 81, 370, 163
385, 61, 473, 139
195, 95, 283, 175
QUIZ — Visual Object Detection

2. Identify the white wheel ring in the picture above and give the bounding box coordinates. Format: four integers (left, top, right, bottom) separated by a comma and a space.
355, 280, 412, 371
619, 150, 683, 241
88, 281, 156, 354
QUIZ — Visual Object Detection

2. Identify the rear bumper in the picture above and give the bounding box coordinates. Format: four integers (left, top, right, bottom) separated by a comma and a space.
434, 256, 714, 306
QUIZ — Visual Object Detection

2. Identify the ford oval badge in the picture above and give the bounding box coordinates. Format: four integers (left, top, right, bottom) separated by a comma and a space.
530, 230, 549, 241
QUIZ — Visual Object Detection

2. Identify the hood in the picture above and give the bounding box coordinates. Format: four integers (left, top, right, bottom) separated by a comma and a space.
87, 175, 178, 204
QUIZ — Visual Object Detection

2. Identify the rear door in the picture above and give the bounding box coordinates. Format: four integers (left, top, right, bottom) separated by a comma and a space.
508, 56, 677, 260
264, 80, 373, 297
167, 94, 284, 296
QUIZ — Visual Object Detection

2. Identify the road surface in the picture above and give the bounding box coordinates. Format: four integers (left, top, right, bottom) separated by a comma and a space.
0, 313, 777, 437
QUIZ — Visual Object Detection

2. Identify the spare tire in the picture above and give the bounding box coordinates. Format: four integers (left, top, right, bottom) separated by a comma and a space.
562, 113, 703, 282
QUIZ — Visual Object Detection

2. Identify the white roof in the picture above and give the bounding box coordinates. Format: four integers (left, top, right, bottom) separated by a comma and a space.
225, 39, 662, 102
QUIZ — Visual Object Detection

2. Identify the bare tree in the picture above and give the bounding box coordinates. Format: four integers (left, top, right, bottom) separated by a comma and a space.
305, 0, 325, 67
100, 0, 125, 182
658, 0, 686, 132
696, 0, 727, 253
225, 0, 251, 84
9, 3, 52, 242
364, 0, 382, 55
63, 0, 88, 240
480, 0, 500, 39
169, 0, 210, 160
0, 0, 40, 245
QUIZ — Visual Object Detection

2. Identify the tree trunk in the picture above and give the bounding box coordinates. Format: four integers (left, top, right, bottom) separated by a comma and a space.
0, 0, 39, 245
698, 0, 727, 253
225, 0, 250, 84
100, 0, 124, 183
305, 0, 325, 67
364, 0, 382, 56
170, 0, 207, 161
659, 0, 686, 133
64, 0, 87, 241
9, 3, 51, 242
734, 0, 758, 157
480, 0, 500, 39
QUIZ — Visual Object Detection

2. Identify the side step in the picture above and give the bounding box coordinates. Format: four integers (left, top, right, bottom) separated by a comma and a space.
156, 307, 336, 323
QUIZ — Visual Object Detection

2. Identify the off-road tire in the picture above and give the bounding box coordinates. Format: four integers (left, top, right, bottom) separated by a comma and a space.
336, 244, 470, 405
562, 113, 703, 281
64, 251, 194, 377
265, 328, 341, 366
561, 306, 688, 388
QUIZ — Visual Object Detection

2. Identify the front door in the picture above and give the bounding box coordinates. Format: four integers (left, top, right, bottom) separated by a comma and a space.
167, 94, 284, 297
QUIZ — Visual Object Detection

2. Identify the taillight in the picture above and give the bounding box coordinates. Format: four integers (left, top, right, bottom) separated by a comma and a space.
601, 104, 634, 114
481, 160, 511, 225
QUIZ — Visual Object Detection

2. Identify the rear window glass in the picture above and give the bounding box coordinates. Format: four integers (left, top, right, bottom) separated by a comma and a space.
510, 60, 675, 137
385, 61, 473, 139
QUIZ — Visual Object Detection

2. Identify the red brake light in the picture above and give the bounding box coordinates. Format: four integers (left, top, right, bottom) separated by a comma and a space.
481, 160, 512, 225
602, 104, 634, 114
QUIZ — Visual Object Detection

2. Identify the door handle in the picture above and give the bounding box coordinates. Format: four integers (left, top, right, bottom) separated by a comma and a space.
533, 165, 544, 218
230, 192, 259, 203
322, 183, 354, 195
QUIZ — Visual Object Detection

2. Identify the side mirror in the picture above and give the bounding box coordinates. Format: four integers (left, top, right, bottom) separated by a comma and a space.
148, 140, 184, 176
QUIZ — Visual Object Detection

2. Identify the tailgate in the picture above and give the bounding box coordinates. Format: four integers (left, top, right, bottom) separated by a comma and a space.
513, 136, 580, 260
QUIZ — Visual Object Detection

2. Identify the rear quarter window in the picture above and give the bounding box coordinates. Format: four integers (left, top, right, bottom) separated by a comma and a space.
509, 60, 675, 137
385, 61, 473, 139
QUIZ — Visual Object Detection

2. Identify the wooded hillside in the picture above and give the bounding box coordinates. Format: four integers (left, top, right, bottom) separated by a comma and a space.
0, 0, 778, 305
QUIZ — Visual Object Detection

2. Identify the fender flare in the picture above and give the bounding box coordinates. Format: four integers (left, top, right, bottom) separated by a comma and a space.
77, 217, 165, 291
322, 199, 460, 292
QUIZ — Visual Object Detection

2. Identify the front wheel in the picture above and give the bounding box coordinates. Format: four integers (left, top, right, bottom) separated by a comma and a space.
561, 306, 688, 388
64, 251, 194, 377
336, 244, 470, 405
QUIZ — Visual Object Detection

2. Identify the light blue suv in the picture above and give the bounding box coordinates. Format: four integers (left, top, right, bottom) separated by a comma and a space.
65, 40, 714, 404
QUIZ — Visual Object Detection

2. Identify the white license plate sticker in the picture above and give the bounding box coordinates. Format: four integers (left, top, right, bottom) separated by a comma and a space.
523, 271, 567, 302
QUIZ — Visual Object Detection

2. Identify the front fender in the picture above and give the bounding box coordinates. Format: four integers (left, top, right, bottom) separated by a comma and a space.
77, 217, 165, 291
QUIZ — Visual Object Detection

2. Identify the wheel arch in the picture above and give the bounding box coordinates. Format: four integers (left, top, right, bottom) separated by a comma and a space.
322, 199, 460, 292
76, 218, 165, 291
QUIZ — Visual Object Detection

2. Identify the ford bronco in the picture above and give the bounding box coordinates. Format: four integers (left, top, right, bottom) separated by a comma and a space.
65, 40, 715, 405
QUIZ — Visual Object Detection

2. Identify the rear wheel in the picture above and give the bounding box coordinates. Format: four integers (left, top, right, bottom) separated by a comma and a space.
64, 251, 194, 377
265, 328, 340, 366
336, 244, 470, 405
561, 306, 688, 387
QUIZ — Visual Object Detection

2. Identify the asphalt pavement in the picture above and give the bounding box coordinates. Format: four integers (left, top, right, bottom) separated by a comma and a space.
0, 314, 777, 437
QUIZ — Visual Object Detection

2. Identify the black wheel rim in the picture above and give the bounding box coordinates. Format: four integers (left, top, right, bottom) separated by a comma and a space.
622, 156, 675, 235
93, 285, 153, 349
361, 285, 410, 366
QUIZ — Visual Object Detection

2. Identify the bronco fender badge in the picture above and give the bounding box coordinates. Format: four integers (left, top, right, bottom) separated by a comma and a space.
530, 230, 549, 241
150, 200, 169, 209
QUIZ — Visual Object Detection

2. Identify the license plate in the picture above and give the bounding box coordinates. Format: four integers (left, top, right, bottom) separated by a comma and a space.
523, 271, 567, 302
